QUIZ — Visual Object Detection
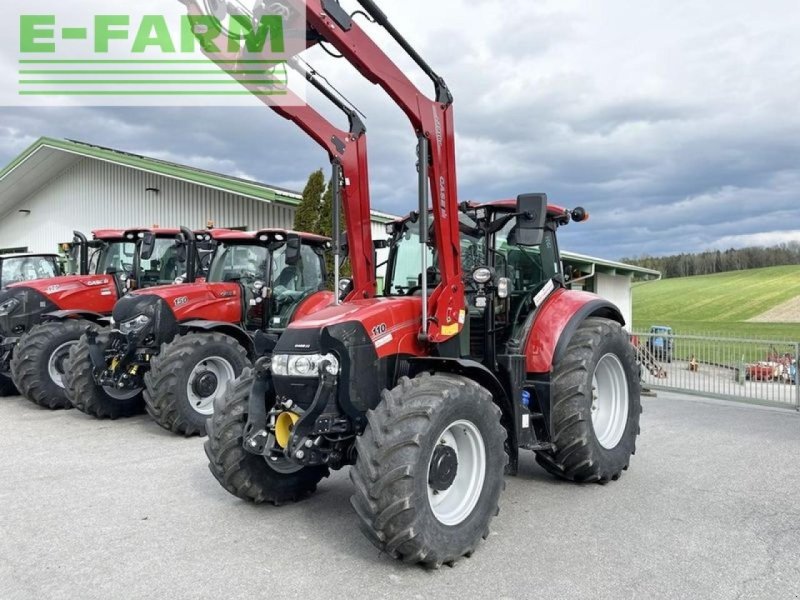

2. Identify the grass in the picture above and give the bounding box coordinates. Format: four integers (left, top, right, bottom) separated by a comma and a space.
633, 265, 800, 342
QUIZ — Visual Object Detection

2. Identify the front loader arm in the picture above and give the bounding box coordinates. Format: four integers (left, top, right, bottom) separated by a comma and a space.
182, 0, 375, 299
295, 0, 464, 342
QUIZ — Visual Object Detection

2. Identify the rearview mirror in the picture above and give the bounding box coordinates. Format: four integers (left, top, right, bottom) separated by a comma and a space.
139, 232, 157, 261
285, 235, 302, 266
515, 193, 548, 247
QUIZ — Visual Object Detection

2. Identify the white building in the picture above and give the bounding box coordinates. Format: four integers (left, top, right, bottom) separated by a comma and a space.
0, 137, 394, 252
0, 137, 659, 327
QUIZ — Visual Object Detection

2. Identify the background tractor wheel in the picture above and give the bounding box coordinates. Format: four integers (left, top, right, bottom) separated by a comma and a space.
204, 369, 329, 504
10, 320, 95, 409
144, 332, 250, 436
63, 333, 145, 419
351, 373, 507, 568
0, 374, 18, 397
535, 317, 641, 483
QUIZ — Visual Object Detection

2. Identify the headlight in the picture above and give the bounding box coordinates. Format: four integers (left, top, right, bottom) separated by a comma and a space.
472, 267, 493, 284
272, 353, 340, 378
119, 314, 151, 335
0, 298, 20, 316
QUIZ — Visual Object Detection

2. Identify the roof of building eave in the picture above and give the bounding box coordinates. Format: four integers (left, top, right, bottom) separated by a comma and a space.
561, 250, 662, 280
0, 137, 305, 209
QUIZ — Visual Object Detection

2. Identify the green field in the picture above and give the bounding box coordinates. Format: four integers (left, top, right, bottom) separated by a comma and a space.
633, 265, 800, 342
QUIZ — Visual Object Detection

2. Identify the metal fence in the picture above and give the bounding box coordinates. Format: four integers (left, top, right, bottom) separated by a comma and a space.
631, 330, 800, 411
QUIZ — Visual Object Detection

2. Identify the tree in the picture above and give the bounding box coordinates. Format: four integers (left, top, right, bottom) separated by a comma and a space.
294, 169, 325, 233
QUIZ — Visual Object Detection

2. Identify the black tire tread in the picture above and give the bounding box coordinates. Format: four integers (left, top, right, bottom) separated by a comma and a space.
63, 333, 144, 419
11, 320, 94, 410
350, 373, 507, 568
144, 332, 249, 437
535, 317, 641, 483
204, 369, 329, 504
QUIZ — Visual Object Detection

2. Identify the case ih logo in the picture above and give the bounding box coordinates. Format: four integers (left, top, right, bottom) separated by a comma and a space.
173, 296, 189, 307
46, 284, 61, 294
85, 279, 107, 286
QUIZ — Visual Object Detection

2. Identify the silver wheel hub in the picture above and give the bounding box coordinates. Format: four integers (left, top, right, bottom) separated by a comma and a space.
48, 342, 75, 389
186, 356, 235, 416
427, 420, 486, 526
591, 353, 630, 450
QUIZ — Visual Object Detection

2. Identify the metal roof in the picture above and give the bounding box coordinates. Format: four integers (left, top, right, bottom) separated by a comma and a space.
0, 137, 398, 223
561, 250, 661, 281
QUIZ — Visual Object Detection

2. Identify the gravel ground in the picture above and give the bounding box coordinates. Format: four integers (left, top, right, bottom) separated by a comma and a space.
1, 391, 799, 600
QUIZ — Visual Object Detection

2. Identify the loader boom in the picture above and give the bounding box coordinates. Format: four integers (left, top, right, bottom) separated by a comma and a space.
184, 0, 376, 299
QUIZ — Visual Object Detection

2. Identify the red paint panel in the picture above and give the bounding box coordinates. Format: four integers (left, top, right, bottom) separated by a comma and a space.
130, 282, 243, 323
11, 275, 119, 313
524, 289, 606, 374
292, 291, 335, 323
289, 296, 427, 359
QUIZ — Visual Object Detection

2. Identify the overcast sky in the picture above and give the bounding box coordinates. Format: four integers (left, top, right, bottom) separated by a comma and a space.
2, 0, 799, 259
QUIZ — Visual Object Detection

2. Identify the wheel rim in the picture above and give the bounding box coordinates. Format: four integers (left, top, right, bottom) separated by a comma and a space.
263, 455, 303, 474
591, 353, 630, 450
47, 342, 75, 389
186, 356, 235, 416
426, 419, 486, 527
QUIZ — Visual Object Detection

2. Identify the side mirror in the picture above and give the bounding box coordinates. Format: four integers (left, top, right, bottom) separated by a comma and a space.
285, 235, 302, 266
139, 232, 157, 261
515, 193, 548, 247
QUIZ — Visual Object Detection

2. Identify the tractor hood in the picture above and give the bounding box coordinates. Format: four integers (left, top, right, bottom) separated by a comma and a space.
8, 274, 118, 313
278, 296, 427, 358
125, 281, 243, 324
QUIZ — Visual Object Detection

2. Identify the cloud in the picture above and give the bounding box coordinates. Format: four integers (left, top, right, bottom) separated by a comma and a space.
1, 0, 799, 261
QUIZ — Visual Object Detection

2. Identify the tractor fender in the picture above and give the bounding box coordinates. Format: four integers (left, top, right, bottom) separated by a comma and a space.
43, 310, 111, 326
178, 320, 254, 357
523, 289, 624, 374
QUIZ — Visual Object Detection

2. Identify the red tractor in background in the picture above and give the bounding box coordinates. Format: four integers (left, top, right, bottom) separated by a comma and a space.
4, 228, 206, 408
64, 228, 333, 436
187, 0, 641, 567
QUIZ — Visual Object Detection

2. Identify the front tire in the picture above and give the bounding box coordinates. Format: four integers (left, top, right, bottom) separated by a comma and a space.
10, 320, 95, 409
63, 332, 145, 419
351, 374, 507, 568
204, 369, 329, 504
144, 332, 250, 437
535, 318, 641, 483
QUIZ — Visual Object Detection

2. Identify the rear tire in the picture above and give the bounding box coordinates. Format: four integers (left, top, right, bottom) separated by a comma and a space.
350, 373, 507, 568
10, 320, 95, 409
535, 318, 641, 483
144, 332, 250, 436
63, 333, 145, 419
204, 369, 329, 504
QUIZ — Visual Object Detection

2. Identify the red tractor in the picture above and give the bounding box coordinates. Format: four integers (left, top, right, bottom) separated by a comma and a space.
63, 228, 333, 436
189, 0, 641, 567
3, 228, 202, 408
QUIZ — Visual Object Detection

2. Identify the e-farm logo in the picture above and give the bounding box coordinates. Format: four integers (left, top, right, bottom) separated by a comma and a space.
8, 5, 305, 105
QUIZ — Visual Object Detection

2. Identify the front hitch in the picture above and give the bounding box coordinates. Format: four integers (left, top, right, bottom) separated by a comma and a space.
85, 329, 106, 371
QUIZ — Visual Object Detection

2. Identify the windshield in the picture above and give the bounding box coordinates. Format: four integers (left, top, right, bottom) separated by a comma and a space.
93, 242, 136, 276
386, 213, 561, 297
1, 256, 59, 287
208, 241, 325, 329
137, 237, 185, 287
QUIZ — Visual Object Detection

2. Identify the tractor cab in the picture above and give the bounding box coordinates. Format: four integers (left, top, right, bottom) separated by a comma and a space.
0, 253, 62, 290
206, 229, 330, 331
383, 198, 587, 362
